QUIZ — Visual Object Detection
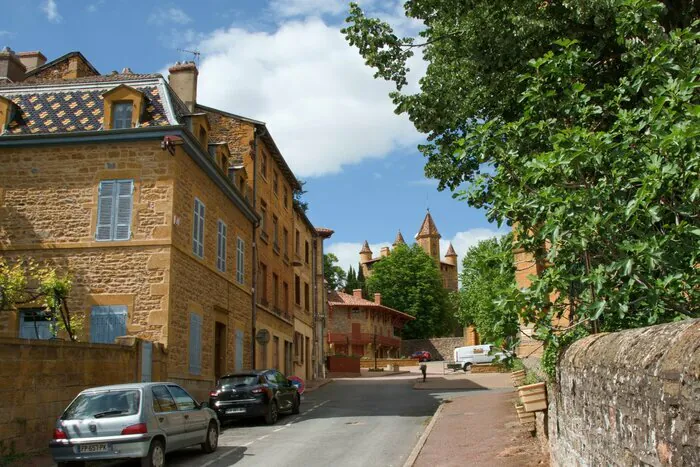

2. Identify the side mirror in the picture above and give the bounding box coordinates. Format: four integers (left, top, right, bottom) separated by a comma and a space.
199, 401, 209, 409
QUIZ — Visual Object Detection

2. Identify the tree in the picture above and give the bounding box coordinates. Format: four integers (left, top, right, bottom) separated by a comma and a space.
366, 244, 451, 339
0, 258, 79, 341
293, 180, 309, 213
458, 235, 518, 346
344, 266, 358, 294
323, 254, 346, 291
346, 0, 700, 374
356, 263, 368, 299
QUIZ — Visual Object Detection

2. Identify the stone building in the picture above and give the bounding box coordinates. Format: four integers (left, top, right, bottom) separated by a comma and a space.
0, 48, 331, 396
359, 211, 459, 291
326, 290, 414, 358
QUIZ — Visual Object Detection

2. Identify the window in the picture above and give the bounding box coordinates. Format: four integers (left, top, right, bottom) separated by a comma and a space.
261, 149, 268, 179
305, 241, 310, 264
295, 230, 300, 255
283, 186, 289, 209
192, 198, 205, 258
273, 336, 280, 370
273, 273, 279, 309
236, 237, 245, 284
96, 179, 133, 241
18, 308, 52, 340
283, 282, 289, 312
294, 332, 302, 360
189, 313, 202, 375
272, 216, 279, 249
239, 176, 246, 195
199, 127, 207, 147
152, 385, 177, 413
260, 201, 267, 238
304, 282, 310, 312
295, 275, 301, 306
112, 102, 132, 129
283, 228, 289, 257
273, 172, 279, 196
90, 305, 127, 344
167, 385, 197, 411
259, 263, 268, 306
217, 220, 227, 272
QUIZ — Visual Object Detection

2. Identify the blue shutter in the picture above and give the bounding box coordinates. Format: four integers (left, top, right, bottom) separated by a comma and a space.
114, 180, 133, 240
193, 199, 205, 257
141, 341, 153, 382
217, 220, 226, 272
189, 313, 202, 375
90, 305, 127, 344
235, 329, 244, 371
96, 181, 115, 240
19, 310, 52, 340
237, 238, 245, 284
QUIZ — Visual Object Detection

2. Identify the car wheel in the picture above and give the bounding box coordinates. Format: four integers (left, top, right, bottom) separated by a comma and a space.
141, 439, 165, 467
201, 421, 219, 453
265, 400, 279, 425
463, 363, 472, 372
57, 463, 84, 467
292, 394, 300, 415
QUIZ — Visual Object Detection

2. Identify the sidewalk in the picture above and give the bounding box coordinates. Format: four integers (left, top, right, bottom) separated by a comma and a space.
410, 391, 548, 467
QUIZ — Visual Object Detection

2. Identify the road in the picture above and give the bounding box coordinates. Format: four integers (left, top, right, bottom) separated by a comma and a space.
165, 373, 484, 467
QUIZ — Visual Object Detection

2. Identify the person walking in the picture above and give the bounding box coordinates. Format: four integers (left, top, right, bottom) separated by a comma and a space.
420, 362, 427, 382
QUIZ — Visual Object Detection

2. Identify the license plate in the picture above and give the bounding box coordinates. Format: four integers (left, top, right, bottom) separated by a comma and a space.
226, 408, 246, 414
79, 443, 108, 453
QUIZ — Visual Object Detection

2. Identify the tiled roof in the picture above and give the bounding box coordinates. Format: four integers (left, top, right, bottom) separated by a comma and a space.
316, 227, 334, 238
359, 240, 372, 254
416, 211, 441, 238
22, 51, 99, 79
327, 291, 414, 320
393, 230, 406, 246
445, 243, 457, 257
0, 73, 164, 88
1, 84, 171, 135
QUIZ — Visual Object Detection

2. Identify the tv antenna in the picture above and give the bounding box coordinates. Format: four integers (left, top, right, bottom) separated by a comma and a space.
177, 48, 201, 66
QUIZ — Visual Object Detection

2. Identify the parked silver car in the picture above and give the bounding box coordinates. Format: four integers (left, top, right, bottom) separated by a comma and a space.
49, 382, 219, 467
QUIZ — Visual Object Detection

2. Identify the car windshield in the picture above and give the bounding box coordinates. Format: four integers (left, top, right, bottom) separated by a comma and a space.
62, 389, 140, 420
219, 375, 259, 389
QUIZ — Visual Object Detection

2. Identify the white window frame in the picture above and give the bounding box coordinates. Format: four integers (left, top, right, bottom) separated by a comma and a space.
236, 237, 245, 284
192, 198, 205, 258
217, 220, 227, 272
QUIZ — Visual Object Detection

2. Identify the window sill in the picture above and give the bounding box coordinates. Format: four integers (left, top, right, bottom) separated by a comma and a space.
259, 232, 269, 244
273, 244, 280, 256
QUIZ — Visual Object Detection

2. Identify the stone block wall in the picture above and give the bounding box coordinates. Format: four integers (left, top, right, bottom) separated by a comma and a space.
401, 337, 465, 361
549, 319, 700, 466
0, 336, 166, 455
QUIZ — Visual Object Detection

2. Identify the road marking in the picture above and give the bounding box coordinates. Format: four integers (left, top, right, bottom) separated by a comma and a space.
257, 435, 269, 441
243, 440, 254, 447
199, 446, 244, 467
273, 427, 285, 432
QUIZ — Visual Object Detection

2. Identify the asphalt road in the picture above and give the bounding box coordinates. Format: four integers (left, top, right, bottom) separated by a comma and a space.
164, 374, 484, 467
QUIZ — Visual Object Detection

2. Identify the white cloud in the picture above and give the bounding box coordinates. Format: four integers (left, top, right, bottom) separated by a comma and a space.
86, 0, 105, 13
0, 31, 11, 37
269, 0, 347, 18
41, 0, 62, 23
148, 7, 192, 26
193, 17, 423, 177
326, 241, 391, 274
440, 228, 507, 273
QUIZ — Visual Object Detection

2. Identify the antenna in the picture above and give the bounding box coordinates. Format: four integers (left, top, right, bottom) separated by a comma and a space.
177, 48, 201, 66
426, 192, 430, 212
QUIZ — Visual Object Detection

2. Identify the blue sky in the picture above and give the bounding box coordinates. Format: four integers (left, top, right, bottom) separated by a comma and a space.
1, 0, 505, 272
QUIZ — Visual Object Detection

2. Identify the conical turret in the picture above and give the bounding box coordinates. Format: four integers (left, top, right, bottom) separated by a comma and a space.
444, 243, 458, 266
359, 240, 373, 263
393, 230, 406, 247
415, 211, 441, 261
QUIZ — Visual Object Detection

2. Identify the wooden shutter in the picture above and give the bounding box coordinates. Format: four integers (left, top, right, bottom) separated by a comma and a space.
193, 199, 205, 257
217, 220, 226, 272
96, 181, 115, 240
19, 310, 52, 340
114, 180, 133, 240
90, 305, 127, 344
237, 238, 245, 284
189, 313, 202, 375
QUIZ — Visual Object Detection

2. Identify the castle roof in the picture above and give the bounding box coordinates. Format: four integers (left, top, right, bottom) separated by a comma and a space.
359, 240, 372, 254
415, 211, 441, 239
393, 230, 406, 246
445, 243, 457, 257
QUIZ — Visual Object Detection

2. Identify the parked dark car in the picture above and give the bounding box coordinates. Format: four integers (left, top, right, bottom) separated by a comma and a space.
411, 350, 432, 362
208, 370, 300, 425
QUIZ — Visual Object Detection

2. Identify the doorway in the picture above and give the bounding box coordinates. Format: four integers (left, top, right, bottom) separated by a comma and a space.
214, 322, 226, 380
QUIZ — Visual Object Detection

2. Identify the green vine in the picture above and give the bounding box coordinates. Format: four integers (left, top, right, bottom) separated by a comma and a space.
541, 326, 590, 380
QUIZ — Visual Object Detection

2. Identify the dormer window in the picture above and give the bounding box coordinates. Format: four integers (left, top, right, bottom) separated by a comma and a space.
112, 102, 133, 129
199, 127, 207, 147
0, 96, 18, 134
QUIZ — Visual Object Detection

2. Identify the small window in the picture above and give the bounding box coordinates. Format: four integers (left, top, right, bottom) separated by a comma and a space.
283, 228, 289, 257
272, 216, 279, 249
295, 230, 300, 255
259, 263, 268, 305
90, 305, 127, 344
295, 275, 301, 306
305, 241, 310, 264
217, 220, 227, 272
199, 127, 207, 147
193, 198, 205, 258
167, 385, 197, 411
283, 186, 289, 209
236, 237, 245, 284
304, 283, 310, 312
273, 172, 279, 196
273, 273, 279, 308
112, 102, 133, 129
152, 385, 178, 413
189, 313, 202, 375
260, 201, 267, 235
261, 150, 268, 179
19, 308, 52, 340
96, 179, 133, 241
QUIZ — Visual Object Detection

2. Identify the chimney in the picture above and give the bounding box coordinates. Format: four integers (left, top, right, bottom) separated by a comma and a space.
380, 247, 390, 258
17, 51, 46, 72
0, 47, 26, 83
353, 289, 363, 299
168, 61, 198, 112
374, 293, 381, 305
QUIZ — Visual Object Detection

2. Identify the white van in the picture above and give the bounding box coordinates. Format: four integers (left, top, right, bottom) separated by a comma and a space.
453, 344, 508, 371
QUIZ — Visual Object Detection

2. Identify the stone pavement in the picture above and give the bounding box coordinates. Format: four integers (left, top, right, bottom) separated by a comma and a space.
411, 390, 548, 467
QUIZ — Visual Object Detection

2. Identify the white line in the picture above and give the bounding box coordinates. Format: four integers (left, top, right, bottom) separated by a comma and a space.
273, 427, 285, 432
257, 435, 269, 441
199, 446, 244, 467
242, 440, 254, 447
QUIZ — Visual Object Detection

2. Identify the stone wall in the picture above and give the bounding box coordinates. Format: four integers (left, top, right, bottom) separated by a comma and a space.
401, 337, 465, 361
549, 319, 700, 466
359, 358, 418, 368
0, 336, 166, 455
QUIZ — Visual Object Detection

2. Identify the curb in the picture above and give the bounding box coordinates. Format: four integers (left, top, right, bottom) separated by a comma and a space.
403, 401, 447, 467
304, 379, 333, 393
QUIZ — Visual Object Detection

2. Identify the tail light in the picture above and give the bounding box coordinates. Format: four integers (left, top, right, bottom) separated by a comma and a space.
121, 423, 148, 435
209, 390, 219, 397
53, 428, 67, 440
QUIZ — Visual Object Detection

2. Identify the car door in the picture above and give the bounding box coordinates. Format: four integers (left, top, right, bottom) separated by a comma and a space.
274, 371, 294, 411
151, 385, 187, 452
167, 384, 209, 446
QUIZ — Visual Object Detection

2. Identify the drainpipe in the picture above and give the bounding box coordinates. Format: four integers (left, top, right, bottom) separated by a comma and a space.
251, 126, 266, 369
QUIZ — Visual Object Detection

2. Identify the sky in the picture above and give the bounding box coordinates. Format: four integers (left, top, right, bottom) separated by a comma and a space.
1, 0, 507, 273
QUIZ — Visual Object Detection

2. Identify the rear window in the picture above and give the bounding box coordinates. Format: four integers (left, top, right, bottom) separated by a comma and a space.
218, 375, 259, 389
62, 390, 140, 420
